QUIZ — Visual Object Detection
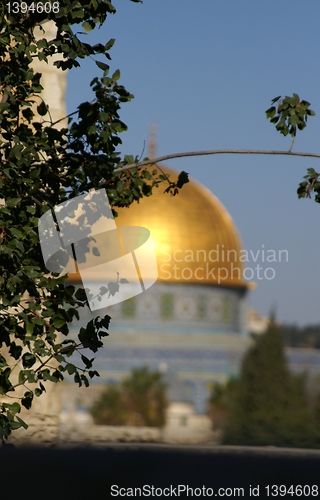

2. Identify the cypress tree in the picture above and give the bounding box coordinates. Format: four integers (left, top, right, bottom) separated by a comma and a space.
224, 322, 320, 448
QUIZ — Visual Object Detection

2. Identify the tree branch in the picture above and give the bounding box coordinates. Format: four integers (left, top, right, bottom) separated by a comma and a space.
114, 149, 320, 174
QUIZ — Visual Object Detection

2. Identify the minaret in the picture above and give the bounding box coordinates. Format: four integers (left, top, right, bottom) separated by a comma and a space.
32, 22, 68, 128
148, 124, 157, 160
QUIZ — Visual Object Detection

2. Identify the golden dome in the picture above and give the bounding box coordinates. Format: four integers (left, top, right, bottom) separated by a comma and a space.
114, 166, 246, 288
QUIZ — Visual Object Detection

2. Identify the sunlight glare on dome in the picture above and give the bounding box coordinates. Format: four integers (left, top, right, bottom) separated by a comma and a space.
114, 166, 246, 287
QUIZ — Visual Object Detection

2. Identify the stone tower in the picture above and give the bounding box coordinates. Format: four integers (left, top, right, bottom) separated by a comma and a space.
32, 22, 68, 127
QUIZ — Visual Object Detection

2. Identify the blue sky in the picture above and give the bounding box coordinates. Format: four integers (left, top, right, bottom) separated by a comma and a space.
67, 0, 320, 326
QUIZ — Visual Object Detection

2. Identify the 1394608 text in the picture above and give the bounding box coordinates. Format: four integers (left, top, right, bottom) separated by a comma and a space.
6, 2, 60, 14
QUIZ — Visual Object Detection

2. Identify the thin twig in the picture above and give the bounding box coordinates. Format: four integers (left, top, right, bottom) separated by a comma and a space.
289, 136, 296, 152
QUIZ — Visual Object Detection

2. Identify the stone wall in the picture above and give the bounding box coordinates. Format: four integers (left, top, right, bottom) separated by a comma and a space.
9, 399, 218, 447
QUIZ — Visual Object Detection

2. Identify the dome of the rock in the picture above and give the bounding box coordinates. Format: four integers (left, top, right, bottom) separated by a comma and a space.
113, 166, 246, 288
69, 166, 251, 414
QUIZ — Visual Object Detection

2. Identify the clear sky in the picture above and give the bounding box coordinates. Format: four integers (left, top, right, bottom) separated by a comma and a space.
67, 0, 320, 326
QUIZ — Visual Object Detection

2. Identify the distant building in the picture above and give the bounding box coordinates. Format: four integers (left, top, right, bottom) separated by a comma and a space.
247, 308, 270, 334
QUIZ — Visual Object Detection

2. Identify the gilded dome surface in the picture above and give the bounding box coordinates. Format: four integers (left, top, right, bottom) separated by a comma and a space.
114, 166, 246, 287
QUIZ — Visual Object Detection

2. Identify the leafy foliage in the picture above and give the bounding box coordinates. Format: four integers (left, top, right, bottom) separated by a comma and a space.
0, 1, 184, 441
265, 94, 320, 203
266, 94, 315, 139
163, 170, 189, 196
91, 366, 168, 427
297, 167, 320, 203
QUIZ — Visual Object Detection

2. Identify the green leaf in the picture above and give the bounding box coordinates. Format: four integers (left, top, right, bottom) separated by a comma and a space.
108, 189, 118, 199
14, 240, 25, 254
105, 38, 115, 50
300, 100, 310, 108
26, 322, 34, 334
74, 372, 81, 386
75, 288, 87, 301
81, 355, 93, 369
26, 205, 36, 214
307, 168, 316, 175
177, 171, 189, 189
66, 363, 76, 375
37, 38, 48, 49
117, 181, 124, 194
0, 102, 9, 112
22, 353, 36, 369
6, 197, 21, 207
10, 227, 24, 239
9, 421, 25, 430
0, 355, 8, 368
112, 69, 120, 81
0, 368, 12, 394
99, 112, 109, 122
270, 115, 280, 124
21, 391, 33, 410
37, 101, 48, 116
271, 95, 281, 104
82, 21, 94, 32
81, 374, 89, 387
124, 155, 135, 164
50, 370, 64, 382
87, 125, 97, 135
53, 316, 66, 328
16, 416, 28, 429
289, 115, 300, 126
95, 61, 109, 72
3, 402, 21, 415
265, 106, 276, 119
9, 342, 22, 360
10, 145, 22, 160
